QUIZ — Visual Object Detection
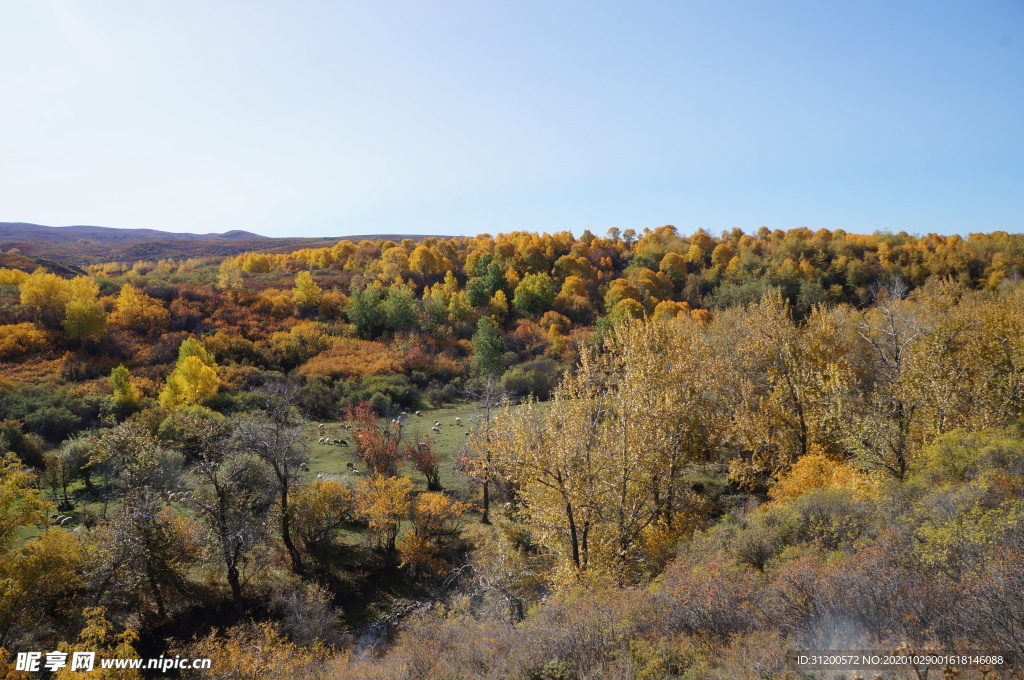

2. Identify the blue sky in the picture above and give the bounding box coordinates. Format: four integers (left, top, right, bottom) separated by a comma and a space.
2, 1, 1022, 238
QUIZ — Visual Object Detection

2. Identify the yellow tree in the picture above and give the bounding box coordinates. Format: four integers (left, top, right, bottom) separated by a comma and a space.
355, 475, 412, 552
399, 492, 470, 576
487, 359, 605, 576
292, 270, 324, 311
0, 454, 52, 553
54, 608, 143, 680
0, 529, 85, 654
108, 284, 170, 335
590, 317, 723, 575
63, 300, 106, 342
290, 479, 355, 566
19, 269, 70, 327
61, 276, 106, 342
159, 338, 220, 408
218, 257, 244, 290
907, 280, 1024, 440
717, 293, 857, 488
109, 366, 139, 406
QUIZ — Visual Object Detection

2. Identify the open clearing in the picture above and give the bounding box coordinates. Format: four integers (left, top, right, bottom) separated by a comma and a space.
304, 402, 490, 493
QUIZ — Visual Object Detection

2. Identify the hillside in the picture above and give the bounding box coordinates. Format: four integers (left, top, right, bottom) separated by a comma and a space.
0, 223, 449, 266
1, 225, 1023, 678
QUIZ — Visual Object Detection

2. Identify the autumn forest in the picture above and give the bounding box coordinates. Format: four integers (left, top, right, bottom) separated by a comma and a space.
1, 225, 1024, 679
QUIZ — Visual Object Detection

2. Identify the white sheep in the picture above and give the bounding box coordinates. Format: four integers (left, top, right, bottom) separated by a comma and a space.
455, 417, 462, 425
432, 426, 440, 433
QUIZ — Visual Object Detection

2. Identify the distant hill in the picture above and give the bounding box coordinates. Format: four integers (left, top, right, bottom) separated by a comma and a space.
0, 251, 87, 278
0, 223, 267, 243
0, 223, 448, 266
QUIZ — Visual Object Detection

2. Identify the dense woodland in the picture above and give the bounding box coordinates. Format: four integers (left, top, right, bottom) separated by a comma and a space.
1, 226, 1023, 678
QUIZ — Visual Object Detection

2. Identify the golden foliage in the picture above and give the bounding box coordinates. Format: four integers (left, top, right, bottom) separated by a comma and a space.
297, 339, 401, 379
0, 268, 29, 286
107, 284, 170, 335
174, 622, 331, 680
0, 323, 49, 359
768, 450, 868, 501
159, 338, 220, 408
19, 269, 72, 323
290, 479, 355, 559
292, 271, 324, 309
355, 475, 412, 551
54, 608, 142, 679
0, 454, 52, 553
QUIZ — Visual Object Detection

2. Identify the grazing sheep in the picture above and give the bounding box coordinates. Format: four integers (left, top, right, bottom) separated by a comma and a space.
415, 410, 421, 416
316, 473, 324, 480
333, 439, 342, 445
60, 516, 72, 526
50, 514, 59, 521
318, 423, 325, 431
351, 469, 362, 476
418, 442, 427, 448
301, 464, 310, 471
346, 462, 354, 469
432, 426, 440, 433
340, 440, 349, 446
455, 417, 462, 425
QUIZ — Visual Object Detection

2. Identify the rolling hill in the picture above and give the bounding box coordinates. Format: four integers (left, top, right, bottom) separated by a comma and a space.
0, 223, 448, 267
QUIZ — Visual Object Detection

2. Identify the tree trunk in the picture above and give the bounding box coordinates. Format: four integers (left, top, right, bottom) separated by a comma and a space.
227, 562, 244, 612
481, 479, 491, 524
281, 482, 304, 576
566, 501, 580, 570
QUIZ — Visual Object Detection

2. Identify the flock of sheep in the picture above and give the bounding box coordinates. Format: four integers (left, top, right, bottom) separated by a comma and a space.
308, 410, 478, 481
47, 411, 478, 528
314, 411, 470, 442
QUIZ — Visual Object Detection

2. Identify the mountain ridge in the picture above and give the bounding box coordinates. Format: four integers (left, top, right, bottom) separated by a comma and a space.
0, 223, 451, 266
0, 222, 268, 243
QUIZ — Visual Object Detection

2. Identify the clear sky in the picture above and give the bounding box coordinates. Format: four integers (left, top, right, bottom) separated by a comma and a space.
2, 1, 1022, 238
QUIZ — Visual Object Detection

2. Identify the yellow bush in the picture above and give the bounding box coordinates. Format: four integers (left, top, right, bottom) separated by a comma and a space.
0, 323, 49, 359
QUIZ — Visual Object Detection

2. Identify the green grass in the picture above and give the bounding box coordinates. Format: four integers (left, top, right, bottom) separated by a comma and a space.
304, 402, 489, 492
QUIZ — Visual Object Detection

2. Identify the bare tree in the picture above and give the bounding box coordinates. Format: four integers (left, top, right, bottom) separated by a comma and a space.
189, 435, 276, 612
463, 377, 512, 524
231, 382, 310, 576
853, 276, 926, 479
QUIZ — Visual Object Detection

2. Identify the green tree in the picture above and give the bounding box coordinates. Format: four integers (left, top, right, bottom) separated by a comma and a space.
382, 286, 418, 333
512, 273, 556, 317
346, 284, 387, 338
471, 316, 505, 377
